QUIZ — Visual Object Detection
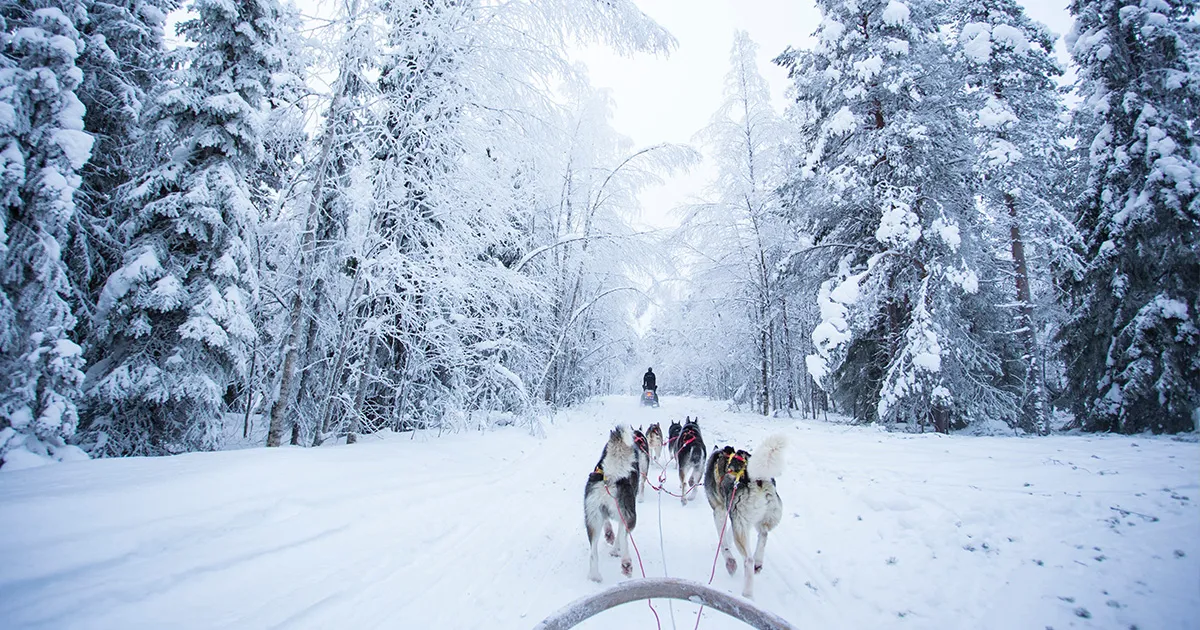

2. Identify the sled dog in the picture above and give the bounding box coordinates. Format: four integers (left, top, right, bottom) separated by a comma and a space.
645, 423, 664, 465
704, 435, 787, 598
631, 427, 651, 502
583, 425, 639, 582
675, 416, 706, 505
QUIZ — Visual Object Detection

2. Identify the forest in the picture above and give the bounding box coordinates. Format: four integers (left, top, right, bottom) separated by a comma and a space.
0, 0, 1197, 468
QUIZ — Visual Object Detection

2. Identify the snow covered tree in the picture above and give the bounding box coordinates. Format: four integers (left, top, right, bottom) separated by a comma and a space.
1060, 0, 1200, 433
262, 0, 369, 447
679, 31, 790, 415
530, 91, 689, 407
68, 0, 177, 336
951, 0, 1080, 434
781, 0, 1017, 430
0, 1, 93, 468
284, 0, 675, 441
84, 0, 299, 455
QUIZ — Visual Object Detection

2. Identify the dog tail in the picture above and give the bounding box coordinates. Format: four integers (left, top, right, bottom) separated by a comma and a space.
602, 425, 636, 477
747, 433, 787, 481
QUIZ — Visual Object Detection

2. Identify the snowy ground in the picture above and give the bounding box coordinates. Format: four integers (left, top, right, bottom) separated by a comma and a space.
1, 396, 1197, 630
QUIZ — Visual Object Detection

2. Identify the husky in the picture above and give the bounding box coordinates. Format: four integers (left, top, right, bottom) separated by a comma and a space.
631, 427, 651, 503
583, 425, 639, 582
704, 434, 787, 598
645, 423, 664, 465
674, 416, 706, 505
667, 420, 682, 463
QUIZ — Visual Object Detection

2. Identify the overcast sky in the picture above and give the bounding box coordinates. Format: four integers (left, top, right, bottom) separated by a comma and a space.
571, 0, 1077, 229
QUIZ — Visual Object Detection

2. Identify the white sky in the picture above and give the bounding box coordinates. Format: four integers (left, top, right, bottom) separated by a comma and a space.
571, 0, 1077, 230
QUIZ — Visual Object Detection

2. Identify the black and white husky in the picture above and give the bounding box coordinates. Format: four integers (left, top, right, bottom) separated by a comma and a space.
632, 427, 651, 503
675, 416, 706, 506
584, 425, 639, 582
704, 435, 787, 598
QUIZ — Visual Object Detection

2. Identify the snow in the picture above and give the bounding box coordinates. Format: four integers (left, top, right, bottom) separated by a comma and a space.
0, 396, 1196, 629
884, 38, 909, 56
875, 198, 921, 247
991, 24, 1030, 55
53, 129, 93, 171
829, 271, 864, 305
96, 246, 164, 322
931, 218, 960, 251
827, 105, 857, 136
0, 447, 51, 472
806, 354, 830, 383
1153, 296, 1190, 321
819, 18, 845, 47
853, 55, 883, 82
881, 1, 910, 28
977, 96, 1018, 130
960, 23, 991, 64
946, 265, 980, 294
984, 138, 1023, 169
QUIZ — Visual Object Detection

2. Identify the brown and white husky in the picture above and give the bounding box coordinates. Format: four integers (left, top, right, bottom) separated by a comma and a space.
703, 434, 787, 598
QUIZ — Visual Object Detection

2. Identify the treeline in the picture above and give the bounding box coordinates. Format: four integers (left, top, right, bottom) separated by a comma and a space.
645, 0, 1198, 435
0, 0, 687, 467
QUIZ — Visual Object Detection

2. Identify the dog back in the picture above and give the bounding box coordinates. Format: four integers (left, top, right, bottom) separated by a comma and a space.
677, 421, 706, 466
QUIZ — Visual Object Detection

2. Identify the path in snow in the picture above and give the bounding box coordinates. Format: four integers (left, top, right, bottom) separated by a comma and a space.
1, 396, 1197, 629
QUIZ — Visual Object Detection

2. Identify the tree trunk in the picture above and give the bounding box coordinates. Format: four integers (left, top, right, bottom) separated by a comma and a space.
266, 99, 341, 448
781, 299, 797, 412
1007, 193, 1047, 435
266, 289, 306, 447
242, 339, 257, 439
759, 323, 769, 416
346, 334, 379, 445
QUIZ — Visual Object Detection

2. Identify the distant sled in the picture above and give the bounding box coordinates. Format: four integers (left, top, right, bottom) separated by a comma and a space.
640, 389, 659, 407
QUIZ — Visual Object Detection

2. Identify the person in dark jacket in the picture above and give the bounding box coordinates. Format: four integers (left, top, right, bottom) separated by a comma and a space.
643, 368, 657, 392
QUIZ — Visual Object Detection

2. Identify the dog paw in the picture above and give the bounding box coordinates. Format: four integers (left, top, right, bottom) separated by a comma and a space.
588, 572, 602, 583
742, 589, 754, 599
725, 558, 738, 575
621, 559, 633, 577
754, 563, 763, 574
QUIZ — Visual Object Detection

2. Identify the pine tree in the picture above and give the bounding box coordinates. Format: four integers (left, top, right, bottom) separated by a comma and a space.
1061, 0, 1200, 433
951, 0, 1079, 434
0, 1, 93, 468
68, 0, 177, 335
85, 0, 296, 454
781, 0, 1017, 430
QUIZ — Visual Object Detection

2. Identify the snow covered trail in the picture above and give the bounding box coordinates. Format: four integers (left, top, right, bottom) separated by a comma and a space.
1, 397, 1197, 630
